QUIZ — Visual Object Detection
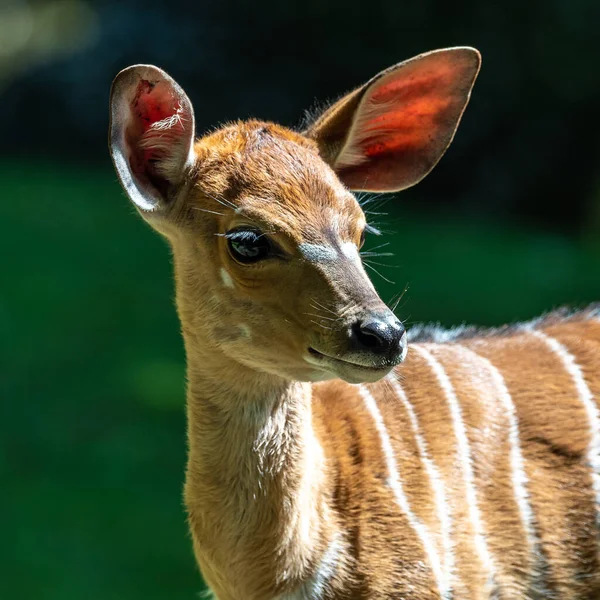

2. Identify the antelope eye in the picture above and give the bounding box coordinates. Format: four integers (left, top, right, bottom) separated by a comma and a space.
226, 228, 272, 264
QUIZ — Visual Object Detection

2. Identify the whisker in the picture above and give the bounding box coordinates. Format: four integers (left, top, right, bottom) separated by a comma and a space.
387, 291, 402, 310
365, 223, 382, 236
191, 207, 224, 216
356, 192, 387, 207
310, 299, 338, 316
203, 191, 239, 211
363, 262, 395, 284
363, 259, 399, 269
363, 241, 391, 253
215, 230, 277, 239
361, 198, 393, 214
360, 252, 395, 258
401, 314, 414, 327
304, 312, 338, 322
391, 284, 409, 313
365, 222, 394, 236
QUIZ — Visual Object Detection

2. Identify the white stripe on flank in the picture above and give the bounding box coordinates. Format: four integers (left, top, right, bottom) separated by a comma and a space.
411, 344, 496, 587
387, 374, 455, 592
455, 344, 537, 557
358, 385, 449, 598
528, 330, 600, 524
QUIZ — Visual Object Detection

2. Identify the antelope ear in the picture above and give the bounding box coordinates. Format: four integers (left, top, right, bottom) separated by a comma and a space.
109, 64, 196, 213
304, 47, 481, 192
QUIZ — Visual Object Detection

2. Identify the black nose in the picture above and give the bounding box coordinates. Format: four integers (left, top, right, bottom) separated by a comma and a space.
352, 316, 406, 356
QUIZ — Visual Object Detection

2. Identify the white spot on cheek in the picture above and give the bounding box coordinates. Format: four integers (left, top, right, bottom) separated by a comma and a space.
298, 243, 338, 262
239, 324, 251, 338
220, 268, 234, 288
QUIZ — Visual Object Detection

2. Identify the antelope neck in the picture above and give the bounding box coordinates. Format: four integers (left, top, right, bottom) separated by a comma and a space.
180, 311, 323, 505
182, 333, 327, 597
185, 370, 313, 475
183, 330, 312, 470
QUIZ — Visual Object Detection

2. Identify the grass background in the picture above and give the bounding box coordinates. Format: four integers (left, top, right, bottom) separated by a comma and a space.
3, 160, 599, 598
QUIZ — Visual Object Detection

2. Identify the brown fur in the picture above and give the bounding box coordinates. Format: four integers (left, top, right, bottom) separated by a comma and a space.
108, 50, 600, 599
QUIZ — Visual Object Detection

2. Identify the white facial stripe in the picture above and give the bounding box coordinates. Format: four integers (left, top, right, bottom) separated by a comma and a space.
299, 242, 361, 264
298, 243, 339, 262
220, 267, 234, 289
411, 344, 496, 588
358, 384, 448, 598
387, 374, 454, 596
454, 344, 538, 563
340, 241, 360, 263
528, 330, 600, 529
300, 240, 377, 299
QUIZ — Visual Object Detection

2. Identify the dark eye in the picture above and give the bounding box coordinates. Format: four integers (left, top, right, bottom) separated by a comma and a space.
226, 228, 272, 264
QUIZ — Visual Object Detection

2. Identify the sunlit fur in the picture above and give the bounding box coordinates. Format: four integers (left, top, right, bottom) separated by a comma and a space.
109, 50, 600, 599
173, 122, 390, 384
162, 122, 388, 598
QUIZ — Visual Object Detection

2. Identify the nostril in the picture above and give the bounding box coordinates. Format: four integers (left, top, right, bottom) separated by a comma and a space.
352, 317, 406, 356
353, 320, 391, 353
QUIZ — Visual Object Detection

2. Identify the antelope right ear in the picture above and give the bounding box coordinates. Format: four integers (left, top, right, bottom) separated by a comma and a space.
304, 47, 481, 192
109, 64, 196, 214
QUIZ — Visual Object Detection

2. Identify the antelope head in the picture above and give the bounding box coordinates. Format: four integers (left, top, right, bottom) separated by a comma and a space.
109, 48, 480, 385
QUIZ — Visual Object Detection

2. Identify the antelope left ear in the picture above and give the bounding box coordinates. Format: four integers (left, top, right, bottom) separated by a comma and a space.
109, 64, 196, 214
304, 47, 481, 192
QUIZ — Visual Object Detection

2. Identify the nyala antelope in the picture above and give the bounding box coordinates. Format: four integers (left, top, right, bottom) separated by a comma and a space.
109, 47, 600, 599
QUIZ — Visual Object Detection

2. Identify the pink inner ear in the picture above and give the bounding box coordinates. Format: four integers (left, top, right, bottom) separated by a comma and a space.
135, 80, 179, 132
128, 79, 184, 178
359, 66, 456, 159
335, 51, 478, 191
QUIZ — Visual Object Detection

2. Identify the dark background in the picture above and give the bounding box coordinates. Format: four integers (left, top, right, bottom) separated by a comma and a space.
2, 1, 600, 598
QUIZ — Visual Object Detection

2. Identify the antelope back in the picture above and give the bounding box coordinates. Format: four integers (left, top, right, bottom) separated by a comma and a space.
312, 309, 600, 598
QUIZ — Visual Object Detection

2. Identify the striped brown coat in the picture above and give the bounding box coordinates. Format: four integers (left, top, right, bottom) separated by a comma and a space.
108, 46, 600, 599
312, 308, 600, 598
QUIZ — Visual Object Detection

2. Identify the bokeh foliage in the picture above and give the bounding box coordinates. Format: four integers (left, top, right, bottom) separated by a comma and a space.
2, 0, 600, 598
3, 161, 599, 599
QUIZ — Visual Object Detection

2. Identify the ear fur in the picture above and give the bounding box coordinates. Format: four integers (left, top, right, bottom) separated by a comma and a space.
304, 47, 481, 192
109, 64, 196, 213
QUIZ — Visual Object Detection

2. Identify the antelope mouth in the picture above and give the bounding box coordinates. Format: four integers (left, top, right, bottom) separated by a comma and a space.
307, 347, 395, 372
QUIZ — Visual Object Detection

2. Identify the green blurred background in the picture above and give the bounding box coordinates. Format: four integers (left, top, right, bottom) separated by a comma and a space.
2, 1, 600, 598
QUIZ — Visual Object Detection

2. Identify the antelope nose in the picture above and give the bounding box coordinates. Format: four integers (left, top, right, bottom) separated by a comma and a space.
352, 316, 406, 359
